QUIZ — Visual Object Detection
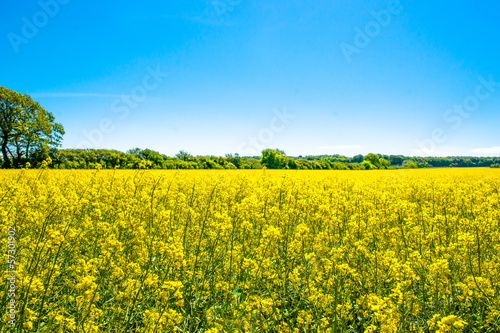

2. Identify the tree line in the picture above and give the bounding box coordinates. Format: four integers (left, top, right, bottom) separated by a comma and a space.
1, 86, 500, 170
3, 147, 499, 170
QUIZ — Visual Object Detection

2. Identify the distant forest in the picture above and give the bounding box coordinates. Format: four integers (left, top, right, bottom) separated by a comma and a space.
3, 87, 500, 170
8, 148, 500, 170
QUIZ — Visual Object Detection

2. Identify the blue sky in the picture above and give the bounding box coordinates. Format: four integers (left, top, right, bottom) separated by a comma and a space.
1, 0, 500, 157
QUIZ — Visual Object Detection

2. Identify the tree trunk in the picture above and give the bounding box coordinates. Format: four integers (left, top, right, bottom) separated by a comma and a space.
1, 139, 10, 168
25, 141, 31, 160
14, 143, 21, 168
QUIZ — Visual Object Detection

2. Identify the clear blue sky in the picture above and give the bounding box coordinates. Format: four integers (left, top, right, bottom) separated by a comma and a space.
2, 0, 500, 157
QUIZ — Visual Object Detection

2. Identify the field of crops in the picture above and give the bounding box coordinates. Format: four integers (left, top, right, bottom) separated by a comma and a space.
1, 168, 500, 332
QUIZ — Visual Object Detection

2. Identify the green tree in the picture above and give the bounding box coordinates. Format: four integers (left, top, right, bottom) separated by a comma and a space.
286, 157, 298, 169
361, 160, 375, 170
389, 155, 405, 166
225, 153, 242, 168
402, 160, 418, 169
380, 158, 391, 169
0, 87, 64, 168
176, 150, 194, 162
138, 149, 165, 167
127, 148, 141, 156
364, 153, 381, 169
260, 149, 286, 169
351, 154, 364, 163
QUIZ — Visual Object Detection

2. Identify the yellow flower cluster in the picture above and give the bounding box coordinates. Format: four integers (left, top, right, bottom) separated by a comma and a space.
1, 168, 499, 332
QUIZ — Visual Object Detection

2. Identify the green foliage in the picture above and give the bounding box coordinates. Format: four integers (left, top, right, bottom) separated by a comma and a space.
403, 160, 419, 169
286, 157, 298, 169
43, 149, 500, 171
379, 158, 391, 169
1, 131, 499, 172
361, 160, 376, 170
176, 150, 194, 162
364, 153, 381, 168
351, 154, 364, 163
225, 153, 242, 168
388, 155, 405, 166
0, 87, 64, 168
260, 149, 287, 169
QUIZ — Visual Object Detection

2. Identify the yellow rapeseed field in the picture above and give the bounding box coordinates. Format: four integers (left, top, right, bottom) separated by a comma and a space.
1, 168, 500, 332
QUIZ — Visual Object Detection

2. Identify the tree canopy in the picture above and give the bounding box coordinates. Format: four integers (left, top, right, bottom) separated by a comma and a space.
0, 87, 64, 168
260, 149, 287, 169
4, 146, 500, 170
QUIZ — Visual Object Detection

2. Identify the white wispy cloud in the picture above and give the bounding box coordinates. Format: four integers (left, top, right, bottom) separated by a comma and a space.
471, 146, 500, 154
320, 145, 362, 150
29, 93, 126, 98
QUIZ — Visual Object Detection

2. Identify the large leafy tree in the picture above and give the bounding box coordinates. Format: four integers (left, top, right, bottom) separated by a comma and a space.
364, 153, 381, 168
176, 150, 194, 162
260, 148, 286, 169
0, 87, 64, 168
